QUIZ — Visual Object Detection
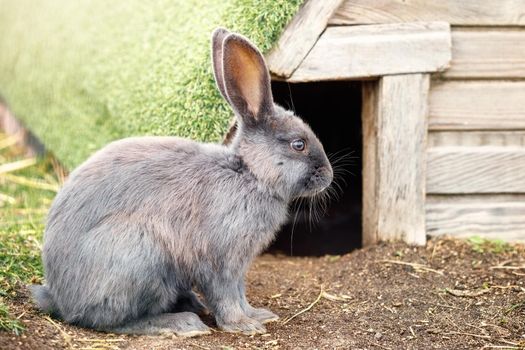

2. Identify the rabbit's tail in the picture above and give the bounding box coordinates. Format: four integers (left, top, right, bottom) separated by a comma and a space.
29, 284, 60, 317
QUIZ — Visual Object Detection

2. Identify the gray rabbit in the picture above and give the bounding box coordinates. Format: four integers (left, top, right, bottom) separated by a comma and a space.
30, 28, 333, 337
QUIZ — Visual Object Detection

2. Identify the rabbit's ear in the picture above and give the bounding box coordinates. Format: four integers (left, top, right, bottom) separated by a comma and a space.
211, 28, 230, 101
222, 33, 274, 124
222, 117, 238, 145
212, 28, 239, 145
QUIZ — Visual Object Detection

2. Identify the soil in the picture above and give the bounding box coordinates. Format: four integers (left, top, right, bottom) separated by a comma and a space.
1, 237, 524, 350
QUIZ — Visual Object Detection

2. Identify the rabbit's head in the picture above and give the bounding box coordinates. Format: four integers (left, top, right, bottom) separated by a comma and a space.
212, 28, 333, 200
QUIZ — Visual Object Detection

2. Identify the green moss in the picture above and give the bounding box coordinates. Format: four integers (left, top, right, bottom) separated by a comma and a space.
0, 0, 303, 169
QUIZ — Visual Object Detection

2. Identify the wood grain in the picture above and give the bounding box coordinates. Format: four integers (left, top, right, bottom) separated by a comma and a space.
362, 81, 378, 246
429, 81, 525, 130
288, 22, 451, 82
443, 28, 525, 79
428, 131, 525, 147
427, 147, 525, 194
329, 0, 525, 26
362, 74, 429, 246
266, 0, 343, 78
426, 195, 525, 241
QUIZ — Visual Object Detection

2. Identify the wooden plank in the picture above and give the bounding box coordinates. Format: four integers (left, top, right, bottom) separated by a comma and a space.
329, 0, 525, 26
429, 81, 525, 130
0, 103, 45, 157
426, 195, 525, 241
288, 22, 451, 82
443, 28, 525, 79
428, 131, 525, 147
362, 74, 429, 246
427, 147, 525, 194
266, 0, 343, 78
362, 81, 379, 246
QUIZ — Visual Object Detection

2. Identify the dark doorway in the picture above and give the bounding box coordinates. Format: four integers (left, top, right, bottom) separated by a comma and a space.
268, 81, 362, 256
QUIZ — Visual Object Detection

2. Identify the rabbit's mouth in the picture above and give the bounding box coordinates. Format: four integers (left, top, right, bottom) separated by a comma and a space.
299, 167, 333, 198
298, 183, 330, 199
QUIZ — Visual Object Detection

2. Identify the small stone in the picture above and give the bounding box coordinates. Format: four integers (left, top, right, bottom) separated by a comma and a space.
374, 332, 382, 340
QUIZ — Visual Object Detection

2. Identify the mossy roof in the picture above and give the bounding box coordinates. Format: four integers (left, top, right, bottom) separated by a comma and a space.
0, 0, 303, 169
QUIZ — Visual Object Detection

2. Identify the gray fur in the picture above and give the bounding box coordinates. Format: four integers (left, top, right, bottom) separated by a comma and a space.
31, 28, 333, 336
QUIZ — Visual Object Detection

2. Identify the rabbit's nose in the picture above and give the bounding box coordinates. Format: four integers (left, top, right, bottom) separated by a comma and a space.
315, 165, 333, 179
314, 165, 333, 187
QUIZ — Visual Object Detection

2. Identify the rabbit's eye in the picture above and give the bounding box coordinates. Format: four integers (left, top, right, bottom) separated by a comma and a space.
290, 139, 306, 152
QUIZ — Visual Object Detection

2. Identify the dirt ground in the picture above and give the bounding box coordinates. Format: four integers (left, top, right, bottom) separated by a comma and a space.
1, 237, 524, 350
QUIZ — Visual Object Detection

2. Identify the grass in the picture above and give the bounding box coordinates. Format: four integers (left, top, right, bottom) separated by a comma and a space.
0, 0, 303, 169
506, 300, 525, 314
467, 236, 514, 254
0, 132, 61, 334
0, 302, 24, 335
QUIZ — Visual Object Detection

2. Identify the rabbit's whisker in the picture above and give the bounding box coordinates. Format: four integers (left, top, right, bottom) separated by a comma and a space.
289, 199, 302, 256
286, 82, 296, 114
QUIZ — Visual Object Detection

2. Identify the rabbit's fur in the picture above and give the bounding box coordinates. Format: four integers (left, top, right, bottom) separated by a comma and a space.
30, 28, 333, 336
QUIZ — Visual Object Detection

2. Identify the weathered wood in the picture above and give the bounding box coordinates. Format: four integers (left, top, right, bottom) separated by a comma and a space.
266, 0, 343, 78
362, 81, 378, 246
428, 131, 525, 147
426, 195, 525, 241
362, 74, 429, 246
429, 81, 525, 130
0, 103, 45, 157
329, 0, 525, 26
427, 147, 525, 194
287, 22, 451, 82
442, 28, 525, 79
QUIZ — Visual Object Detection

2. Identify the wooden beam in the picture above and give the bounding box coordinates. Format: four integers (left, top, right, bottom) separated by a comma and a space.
329, 0, 525, 26
428, 131, 525, 148
362, 74, 429, 246
266, 0, 344, 78
427, 147, 525, 194
287, 22, 451, 82
429, 81, 525, 130
426, 195, 525, 241
443, 28, 525, 79
0, 103, 45, 157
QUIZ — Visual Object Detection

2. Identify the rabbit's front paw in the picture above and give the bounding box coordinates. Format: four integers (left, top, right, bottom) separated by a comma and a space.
218, 315, 266, 335
247, 307, 279, 324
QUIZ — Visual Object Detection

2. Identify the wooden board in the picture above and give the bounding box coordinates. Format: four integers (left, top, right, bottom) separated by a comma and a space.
362, 74, 429, 246
427, 147, 525, 194
442, 28, 525, 79
428, 131, 525, 147
288, 22, 450, 82
0, 103, 44, 156
426, 195, 525, 241
429, 81, 525, 130
266, 0, 343, 78
329, 0, 525, 26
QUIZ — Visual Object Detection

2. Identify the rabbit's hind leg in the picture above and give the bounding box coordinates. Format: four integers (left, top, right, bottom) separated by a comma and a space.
108, 312, 210, 337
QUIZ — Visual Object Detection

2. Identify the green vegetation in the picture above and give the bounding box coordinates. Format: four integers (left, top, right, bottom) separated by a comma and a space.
505, 300, 525, 314
467, 236, 514, 254
0, 134, 60, 333
0, 302, 24, 335
0, 0, 303, 169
